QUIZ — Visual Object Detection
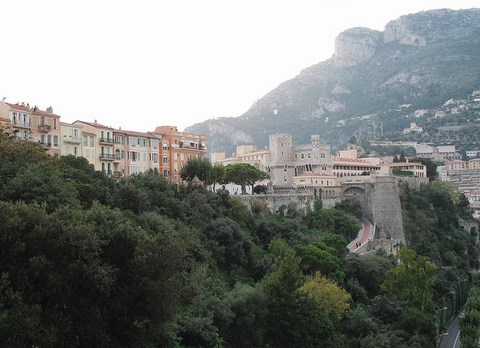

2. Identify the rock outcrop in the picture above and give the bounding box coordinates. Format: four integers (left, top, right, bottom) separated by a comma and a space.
334, 27, 381, 67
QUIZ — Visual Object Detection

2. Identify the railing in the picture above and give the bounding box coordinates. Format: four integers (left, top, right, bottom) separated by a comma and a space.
13, 120, 31, 127
64, 136, 81, 143
113, 171, 122, 177
38, 124, 52, 132
99, 138, 114, 144
99, 153, 115, 160
41, 142, 52, 148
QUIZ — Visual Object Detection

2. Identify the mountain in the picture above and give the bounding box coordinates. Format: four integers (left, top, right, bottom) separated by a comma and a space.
185, 8, 480, 155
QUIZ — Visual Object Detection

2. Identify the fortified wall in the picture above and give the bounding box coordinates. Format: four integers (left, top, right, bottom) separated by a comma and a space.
238, 175, 423, 249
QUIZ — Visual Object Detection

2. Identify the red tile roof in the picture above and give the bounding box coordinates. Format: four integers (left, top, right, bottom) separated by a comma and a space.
5, 103, 31, 112
31, 108, 60, 118
74, 120, 112, 129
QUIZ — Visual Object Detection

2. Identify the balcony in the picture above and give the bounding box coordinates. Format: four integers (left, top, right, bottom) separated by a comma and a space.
41, 142, 52, 149
113, 171, 122, 177
99, 153, 115, 160
99, 138, 114, 144
64, 136, 81, 144
38, 124, 52, 132
13, 120, 31, 128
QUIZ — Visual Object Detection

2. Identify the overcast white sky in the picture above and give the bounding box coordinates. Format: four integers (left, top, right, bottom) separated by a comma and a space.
2, 0, 479, 131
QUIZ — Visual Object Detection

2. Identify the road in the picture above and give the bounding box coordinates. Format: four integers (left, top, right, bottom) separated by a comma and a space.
348, 218, 373, 253
438, 316, 461, 348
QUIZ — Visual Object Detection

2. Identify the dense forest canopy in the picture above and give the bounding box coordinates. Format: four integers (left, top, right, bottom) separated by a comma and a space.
0, 132, 478, 347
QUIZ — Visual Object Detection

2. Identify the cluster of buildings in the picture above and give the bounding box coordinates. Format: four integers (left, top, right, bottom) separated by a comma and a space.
212, 133, 427, 195
439, 159, 480, 219
0, 101, 207, 184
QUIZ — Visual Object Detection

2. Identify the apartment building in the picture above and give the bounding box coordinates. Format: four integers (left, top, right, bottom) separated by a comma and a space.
0, 102, 32, 140
60, 122, 83, 157
30, 106, 61, 156
73, 120, 115, 175
114, 130, 160, 177
154, 126, 207, 184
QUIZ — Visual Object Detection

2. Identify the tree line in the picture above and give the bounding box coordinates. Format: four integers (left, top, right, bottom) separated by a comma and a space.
0, 131, 477, 347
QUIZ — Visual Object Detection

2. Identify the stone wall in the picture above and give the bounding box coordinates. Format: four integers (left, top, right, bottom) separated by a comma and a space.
238, 193, 316, 214
369, 176, 405, 244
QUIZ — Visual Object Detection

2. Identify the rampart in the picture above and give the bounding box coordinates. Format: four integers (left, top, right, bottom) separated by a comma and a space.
237, 175, 422, 250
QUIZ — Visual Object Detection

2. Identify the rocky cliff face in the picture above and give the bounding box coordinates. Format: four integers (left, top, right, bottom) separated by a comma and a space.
186, 8, 480, 155
334, 27, 381, 67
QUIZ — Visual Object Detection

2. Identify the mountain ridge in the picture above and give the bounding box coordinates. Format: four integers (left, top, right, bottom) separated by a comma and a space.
186, 8, 480, 155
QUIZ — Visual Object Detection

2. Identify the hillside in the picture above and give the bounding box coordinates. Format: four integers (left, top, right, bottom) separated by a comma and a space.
186, 8, 480, 155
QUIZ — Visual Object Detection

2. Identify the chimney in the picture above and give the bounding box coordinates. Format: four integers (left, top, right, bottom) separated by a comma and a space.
94, 119, 97, 124
46, 106, 53, 114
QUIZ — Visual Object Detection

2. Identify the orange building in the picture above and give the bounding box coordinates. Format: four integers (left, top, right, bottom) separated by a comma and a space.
154, 126, 207, 184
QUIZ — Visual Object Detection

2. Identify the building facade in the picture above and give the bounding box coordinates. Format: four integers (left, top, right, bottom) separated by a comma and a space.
0, 102, 32, 140
155, 126, 207, 184
30, 106, 61, 156
60, 122, 83, 157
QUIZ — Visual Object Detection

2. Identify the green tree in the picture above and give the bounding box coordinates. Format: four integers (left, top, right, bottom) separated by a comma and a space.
180, 157, 212, 183
207, 163, 225, 192
298, 271, 351, 320
224, 163, 268, 195
381, 248, 437, 311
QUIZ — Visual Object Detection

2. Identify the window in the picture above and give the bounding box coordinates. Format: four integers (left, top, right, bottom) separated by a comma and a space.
163, 170, 169, 177
86, 149, 90, 157
53, 118, 57, 130
89, 136, 94, 147
83, 136, 87, 146
53, 135, 58, 146
143, 153, 147, 161
163, 156, 168, 164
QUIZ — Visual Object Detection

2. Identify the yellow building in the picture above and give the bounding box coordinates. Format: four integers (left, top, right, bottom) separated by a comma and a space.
60, 122, 83, 157
73, 120, 115, 175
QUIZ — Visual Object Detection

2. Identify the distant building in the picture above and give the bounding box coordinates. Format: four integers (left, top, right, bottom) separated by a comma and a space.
415, 144, 460, 160
466, 150, 480, 158
403, 122, 424, 134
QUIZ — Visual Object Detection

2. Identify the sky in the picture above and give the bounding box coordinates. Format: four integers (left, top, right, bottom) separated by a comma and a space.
2, 0, 479, 132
